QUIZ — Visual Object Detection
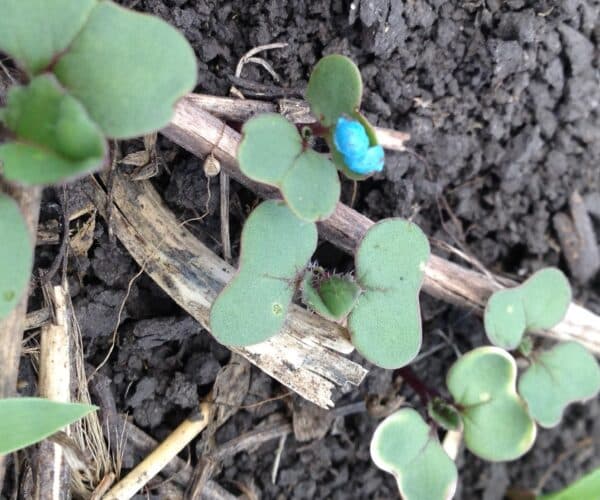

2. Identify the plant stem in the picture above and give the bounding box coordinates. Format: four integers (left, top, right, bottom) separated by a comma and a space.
395, 366, 441, 405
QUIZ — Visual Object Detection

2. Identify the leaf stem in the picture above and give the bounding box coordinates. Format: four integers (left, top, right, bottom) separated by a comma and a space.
395, 366, 441, 405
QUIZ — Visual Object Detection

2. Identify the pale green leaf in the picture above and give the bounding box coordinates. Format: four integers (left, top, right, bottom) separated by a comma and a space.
371, 408, 458, 500
0, 194, 32, 319
306, 55, 363, 127
0, 74, 106, 185
210, 201, 317, 346
0, 398, 96, 455
519, 342, 600, 428
54, 1, 197, 138
447, 347, 537, 461
0, 0, 97, 74
349, 219, 430, 369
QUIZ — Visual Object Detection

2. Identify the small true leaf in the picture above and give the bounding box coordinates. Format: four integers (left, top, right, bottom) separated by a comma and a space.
484, 268, 571, 350
301, 269, 361, 321
518, 341, 600, 428
447, 347, 536, 461
306, 55, 363, 127
0, 0, 96, 75
371, 408, 458, 500
238, 114, 340, 221
427, 398, 463, 432
0, 194, 32, 319
210, 200, 317, 346
0, 74, 106, 185
0, 398, 96, 455
53, 1, 197, 138
348, 219, 430, 369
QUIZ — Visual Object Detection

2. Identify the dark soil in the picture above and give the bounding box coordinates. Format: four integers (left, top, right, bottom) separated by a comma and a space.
8, 0, 600, 499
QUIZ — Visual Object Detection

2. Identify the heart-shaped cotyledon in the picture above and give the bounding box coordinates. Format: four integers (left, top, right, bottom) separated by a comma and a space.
484, 268, 571, 350
370, 408, 458, 500
210, 200, 317, 347
237, 113, 340, 222
348, 218, 430, 369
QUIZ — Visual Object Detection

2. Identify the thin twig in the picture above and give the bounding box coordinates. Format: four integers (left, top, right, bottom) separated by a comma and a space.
35, 284, 71, 500
184, 93, 410, 151
234, 43, 288, 81
104, 403, 212, 500
161, 103, 600, 356
271, 435, 286, 485
219, 174, 232, 262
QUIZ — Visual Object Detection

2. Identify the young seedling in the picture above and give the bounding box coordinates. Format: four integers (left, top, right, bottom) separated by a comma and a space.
237, 114, 340, 221
518, 341, 600, 428
0, 194, 32, 319
348, 219, 430, 369
210, 200, 317, 346
0, 0, 197, 185
370, 408, 458, 500
484, 268, 571, 350
0, 398, 96, 454
306, 54, 384, 180
446, 347, 536, 461
0, 0, 196, 455
300, 267, 361, 321
237, 55, 384, 223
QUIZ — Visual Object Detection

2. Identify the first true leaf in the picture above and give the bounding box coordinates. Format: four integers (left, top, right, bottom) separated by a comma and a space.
0, 74, 106, 185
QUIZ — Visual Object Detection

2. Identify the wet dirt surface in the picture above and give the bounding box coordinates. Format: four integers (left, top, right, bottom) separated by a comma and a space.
6, 1, 600, 499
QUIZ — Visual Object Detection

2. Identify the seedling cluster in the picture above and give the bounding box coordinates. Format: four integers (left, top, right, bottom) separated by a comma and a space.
370, 268, 600, 499
210, 54, 600, 499
0, 0, 196, 455
1, 7, 597, 495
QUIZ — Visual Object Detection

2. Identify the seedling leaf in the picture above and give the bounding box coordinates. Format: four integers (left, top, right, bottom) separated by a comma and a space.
0, 194, 32, 319
349, 219, 430, 368
53, 1, 197, 138
238, 114, 340, 221
484, 268, 571, 350
521, 268, 571, 331
301, 269, 361, 321
484, 289, 527, 349
237, 114, 302, 183
281, 150, 341, 221
540, 467, 600, 500
447, 347, 536, 461
427, 398, 463, 432
306, 55, 362, 127
0, 398, 96, 455
371, 408, 458, 500
518, 341, 600, 428
0, 74, 106, 185
326, 111, 383, 181
210, 201, 317, 346
0, 0, 96, 75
